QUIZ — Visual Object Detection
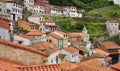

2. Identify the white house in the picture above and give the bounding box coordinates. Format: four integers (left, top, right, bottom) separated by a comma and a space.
33, 3, 45, 14
63, 6, 82, 18
28, 14, 45, 24
24, 0, 34, 12
105, 20, 119, 37
113, 0, 120, 5
0, 17, 11, 40
50, 6, 63, 16
5, 1, 23, 21
14, 33, 36, 45
46, 46, 81, 64
26, 30, 46, 42
40, 20, 57, 33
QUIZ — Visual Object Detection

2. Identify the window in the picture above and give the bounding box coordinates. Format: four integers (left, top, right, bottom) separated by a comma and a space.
0, 8, 2, 12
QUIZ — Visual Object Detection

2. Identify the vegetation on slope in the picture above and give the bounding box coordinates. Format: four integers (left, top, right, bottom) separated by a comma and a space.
87, 5, 120, 19
52, 17, 107, 36
104, 36, 120, 45
49, 0, 113, 10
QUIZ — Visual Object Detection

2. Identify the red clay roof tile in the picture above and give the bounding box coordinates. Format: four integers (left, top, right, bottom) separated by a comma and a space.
63, 46, 78, 53
49, 33, 62, 40
26, 30, 43, 36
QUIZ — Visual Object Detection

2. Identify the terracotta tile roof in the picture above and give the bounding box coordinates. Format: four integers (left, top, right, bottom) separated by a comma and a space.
26, 30, 43, 36
98, 42, 120, 49
67, 32, 87, 37
18, 20, 39, 28
79, 58, 108, 70
106, 20, 118, 24
16, 64, 61, 71
79, 65, 109, 71
60, 62, 79, 71
111, 62, 120, 70
0, 17, 10, 30
92, 48, 109, 58
63, 46, 78, 53
55, 31, 66, 35
32, 42, 59, 54
0, 59, 24, 67
28, 14, 44, 18
45, 24, 57, 27
0, 59, 24, 71
0, 39, 48, 57
15, 33, 36, 40
49, 33, 62, 40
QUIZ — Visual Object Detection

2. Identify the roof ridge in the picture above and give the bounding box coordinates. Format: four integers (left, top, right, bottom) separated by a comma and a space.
0, 39, 48, 57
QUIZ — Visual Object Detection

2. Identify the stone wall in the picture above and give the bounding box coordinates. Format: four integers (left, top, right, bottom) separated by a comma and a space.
0, 44, 47, 65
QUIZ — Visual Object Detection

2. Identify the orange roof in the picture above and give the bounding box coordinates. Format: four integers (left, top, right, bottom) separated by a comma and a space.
80, 58, 108, 70
0, 39, 48, 57
49, 33, 62, 40
0, 17, 10, 30
98, 42, 120, 49
67, 32, 87, 37
0, 59, 24, 71
60, 62, 79, 71
0, 60, 24, 67
26, 30, 43, 36
55, 31, 66, 35
15, 33, 36, 40
28, 14, 44, 18
18, 20, 39, 27
45, 24, 57, 27
93, 48, 109, 57
111, 62, 120, 70
63, 46, 78, 53
32, 42, 59, 54
16, 64, 61, 71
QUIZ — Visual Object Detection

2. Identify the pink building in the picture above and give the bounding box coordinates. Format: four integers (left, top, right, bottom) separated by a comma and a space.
36, 0, 50, 14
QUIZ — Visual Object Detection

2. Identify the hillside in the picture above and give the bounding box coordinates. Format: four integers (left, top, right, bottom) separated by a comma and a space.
49, 0, 113, 10
87, 5, 120, 20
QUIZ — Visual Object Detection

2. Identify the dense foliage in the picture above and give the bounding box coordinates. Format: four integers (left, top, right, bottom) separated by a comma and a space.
104, 36, 120, 45
49, 0, 113, 10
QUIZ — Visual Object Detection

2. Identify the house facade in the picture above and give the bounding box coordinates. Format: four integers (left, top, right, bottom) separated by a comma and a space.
14, 33, 36, 45
113, 0, 120, 5
63, 6, 82, 17
33, 3, 45, 14
18, 20, 39, 31
53, 31, 69, 48
47, 46, 80, 64
0, 17, 11, 40
0, 1, 8, 17
5, 1, 23, 21
35, 0, 50, 14
40, 20, 58, 33
28, 14, 45, 24
24, 0, 34, 12
97, 42, 120, 64
48, 33, 63, 49
106, 20, 119, 37
50, 6, 63, 16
